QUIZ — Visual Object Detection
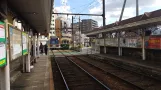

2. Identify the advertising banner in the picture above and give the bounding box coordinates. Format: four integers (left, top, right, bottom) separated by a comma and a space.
128, 38, 138, 47
9, 26, 22, 60
0, 21, 7, 67
22, 32, 28, 55
147, 37, 161, 49
120, 37, 142, 48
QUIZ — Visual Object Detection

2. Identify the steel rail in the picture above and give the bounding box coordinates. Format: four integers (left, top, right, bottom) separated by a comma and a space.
63, 50, 144, 90
76, 55, 144, 90
54, 53, 70, 90
59, 50, 111, 90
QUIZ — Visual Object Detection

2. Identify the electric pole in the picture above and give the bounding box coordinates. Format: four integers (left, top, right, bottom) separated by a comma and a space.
119, 0, 127, 21
118, 0, 127, 56
136, 0, 139, 16
72, 16, 74, 49
102, 0, 106, 26
79, 16, 81, 51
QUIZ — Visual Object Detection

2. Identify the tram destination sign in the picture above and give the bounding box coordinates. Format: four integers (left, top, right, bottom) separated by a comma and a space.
0, 21, 7, 67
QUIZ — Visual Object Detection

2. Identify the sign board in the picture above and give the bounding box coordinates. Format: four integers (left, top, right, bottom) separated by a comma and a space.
120, 37, 142, 48
128, 38, 137, 47
22, 32, 28, 55
9, 26, 22, 60
147, 37, 161, 49
0, 21, 7, 67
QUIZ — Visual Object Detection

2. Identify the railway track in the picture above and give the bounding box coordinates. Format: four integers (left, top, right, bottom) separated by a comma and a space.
52, 50, 110, 90
64, 50, 161, 90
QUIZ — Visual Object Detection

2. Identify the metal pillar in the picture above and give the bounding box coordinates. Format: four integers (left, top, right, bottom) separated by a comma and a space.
142, 29, 146, 60
33, 35, 37, 63
102, 0, 106, 26
26, 32, 31, 72
72, 16, 74, 49
79, 16, 81, 51
0, 19, 10, 90
118, 0, 127, 56
118, 32, 122, 56
37, 34, 40, 57
136, 0, 139, 16
47, 34, 50, 56
104, 34, 106, 54
104, 38, 106, 54
0, 49, 10, 90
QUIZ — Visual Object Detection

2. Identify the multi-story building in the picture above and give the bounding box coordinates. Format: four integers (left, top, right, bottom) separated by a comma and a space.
81, 19, 98, 33
61, 20, 72, 46
55, 18, 62, 44
50, 9, 57, 37
55, 17, 72, 48
72, 22, 90, 48
72, 22, 81, 46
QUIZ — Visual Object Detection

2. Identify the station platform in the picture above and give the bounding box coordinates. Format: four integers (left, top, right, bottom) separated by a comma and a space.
88, 54, 161, 80
11, 55, 54, 90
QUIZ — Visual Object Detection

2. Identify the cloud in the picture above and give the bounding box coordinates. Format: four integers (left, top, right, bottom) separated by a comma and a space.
89, 0, 161, 26
55, 0, 73, 22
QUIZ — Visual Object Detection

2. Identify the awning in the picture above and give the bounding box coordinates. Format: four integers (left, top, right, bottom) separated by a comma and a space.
7, 0, 54, 33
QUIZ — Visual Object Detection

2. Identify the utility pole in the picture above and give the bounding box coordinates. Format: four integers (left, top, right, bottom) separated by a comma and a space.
102, 0, 106, 26
118, 0, 127, 56
79, 16, 81, 51
72, 16, 74, 49
102, 0, 106, 54
136, 0, 139, 16
119, 0, 127, 21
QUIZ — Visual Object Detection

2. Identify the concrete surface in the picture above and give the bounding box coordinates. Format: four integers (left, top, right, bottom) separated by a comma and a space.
11, 55, 53, 90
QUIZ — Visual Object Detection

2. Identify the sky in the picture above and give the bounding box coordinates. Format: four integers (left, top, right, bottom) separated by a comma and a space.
54, 0, 161, 26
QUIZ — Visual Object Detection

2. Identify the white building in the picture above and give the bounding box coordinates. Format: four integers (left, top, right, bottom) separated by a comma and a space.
50, 9, 58, 37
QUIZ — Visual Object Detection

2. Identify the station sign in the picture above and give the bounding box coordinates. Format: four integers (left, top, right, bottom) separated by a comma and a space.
0, 21, 7, 67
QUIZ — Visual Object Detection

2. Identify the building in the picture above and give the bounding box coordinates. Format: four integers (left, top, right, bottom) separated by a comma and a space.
55, 17, 72, 47
50, 9, 58, 37
81, 19, 98, 33
72, 22, 90, 48
61, 20, 72, 46
55, 18, 62, 45
72, 22, 81, 46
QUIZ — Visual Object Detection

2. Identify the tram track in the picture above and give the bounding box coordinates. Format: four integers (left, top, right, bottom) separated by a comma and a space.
60, 50, 143, 90
63, 50, 161, 90
52, 50, 110, 90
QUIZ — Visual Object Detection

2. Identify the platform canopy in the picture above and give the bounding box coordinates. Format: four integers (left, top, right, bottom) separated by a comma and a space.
8, 0, 54, 33
85, 9, 161, 36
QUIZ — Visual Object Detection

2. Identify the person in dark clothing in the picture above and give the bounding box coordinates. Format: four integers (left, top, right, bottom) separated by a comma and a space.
44, 43, 48, 55
31, 44, 34, 56
39, 43, 43, 54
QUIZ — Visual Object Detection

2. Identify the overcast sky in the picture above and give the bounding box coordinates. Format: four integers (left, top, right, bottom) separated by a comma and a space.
54, 0, 161, 26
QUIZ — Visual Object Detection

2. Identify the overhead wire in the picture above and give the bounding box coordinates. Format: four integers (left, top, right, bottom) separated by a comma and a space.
78, 0, 97, 13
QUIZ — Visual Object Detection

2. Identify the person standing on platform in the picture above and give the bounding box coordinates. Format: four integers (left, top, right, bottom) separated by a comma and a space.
44, 43, 48, 55
39, 43, 43, 54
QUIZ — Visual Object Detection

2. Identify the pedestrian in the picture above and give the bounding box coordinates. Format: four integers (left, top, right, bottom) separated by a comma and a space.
44, 43, 48, 55
39, 43, 43, 54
